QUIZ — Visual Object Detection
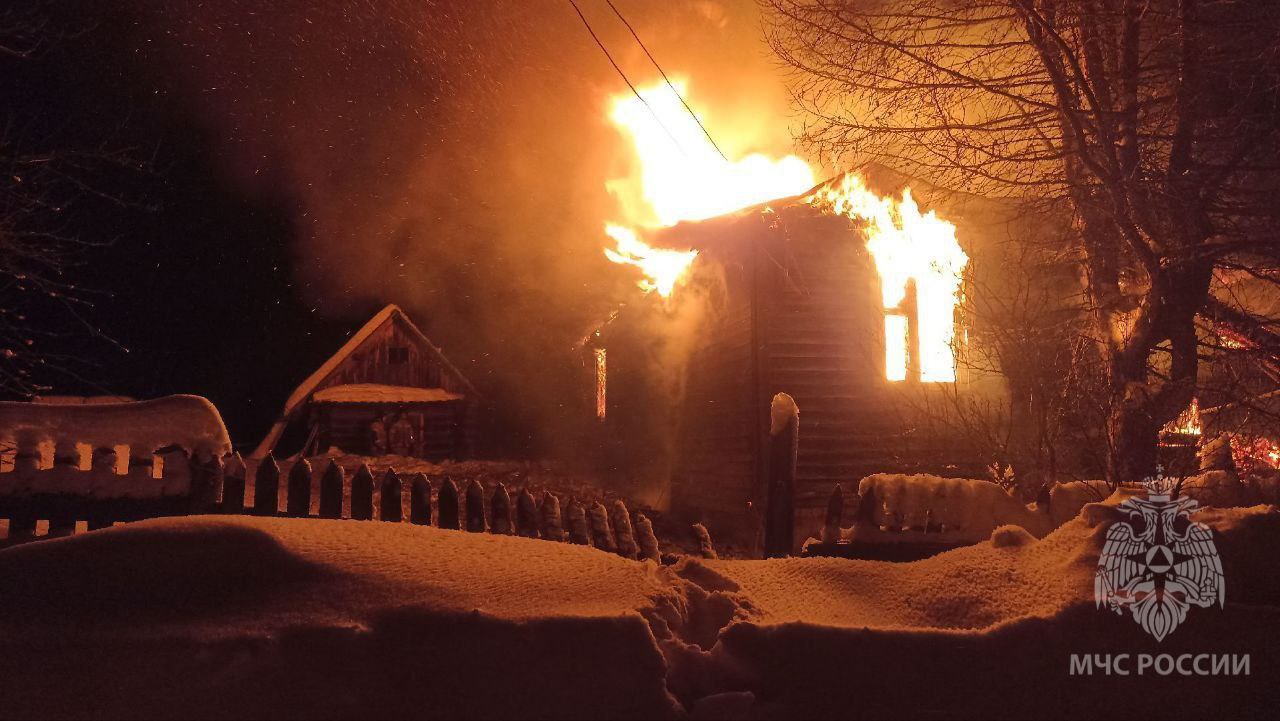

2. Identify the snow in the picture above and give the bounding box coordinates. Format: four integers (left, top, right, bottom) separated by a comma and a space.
311, 383, 465, 404
843, 473, 1106, 544
1, 503, 1277, 718
768, 392, 798, 435
0, 394, 231, 459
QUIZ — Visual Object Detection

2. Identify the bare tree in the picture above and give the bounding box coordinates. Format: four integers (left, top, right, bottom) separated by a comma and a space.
2, 5, 142, 397
765, 0, 1280, 486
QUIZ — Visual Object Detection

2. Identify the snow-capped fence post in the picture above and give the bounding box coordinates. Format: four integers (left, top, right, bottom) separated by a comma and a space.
465, 480, 486, 532
821, 483, 843, 544
634, 513, 661, 562
88, 447, 119, 529
515, 488, 539, 538
7, 441, 39, 540
253, 453, 280, 516
350, 463, 374, 521
188, 450, 223, 515
318, 460, 344, 519
587, 501, 617, 553
567, 499, 590, 545
540, 492, 566, 542
409, 473, 432, 525
48, 443, 80, 536
693, 523, 718, 559
286, 458, 312, 518
490, 482, 513, 534
610, 500, 638, 559
853, 485, 878, 526
764, 393, 799, 558
222, 453, 246, 514
380, 467, 402, 523
437, 477, 461, 530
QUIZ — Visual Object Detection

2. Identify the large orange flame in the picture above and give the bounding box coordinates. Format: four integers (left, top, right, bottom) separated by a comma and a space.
601, 78, 968, 384
807, 174, 968, 382
603, 78, 814, 298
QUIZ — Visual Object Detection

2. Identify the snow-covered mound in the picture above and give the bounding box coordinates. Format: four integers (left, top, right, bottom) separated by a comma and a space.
1, 505, 1277, 719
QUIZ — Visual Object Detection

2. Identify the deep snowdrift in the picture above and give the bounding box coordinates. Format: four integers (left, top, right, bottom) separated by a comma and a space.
1, 504, 1277, 719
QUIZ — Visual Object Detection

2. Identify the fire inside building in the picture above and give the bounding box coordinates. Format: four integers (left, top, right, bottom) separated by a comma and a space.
583, 164, 1063, 547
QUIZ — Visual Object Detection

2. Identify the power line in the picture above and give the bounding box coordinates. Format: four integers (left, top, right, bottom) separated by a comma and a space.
566, 0, 691, 159
603, 0, 730, 163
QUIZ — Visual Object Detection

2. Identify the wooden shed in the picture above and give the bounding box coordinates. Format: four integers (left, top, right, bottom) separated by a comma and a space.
253, 305, 480, 460
585, 167, 1026, 546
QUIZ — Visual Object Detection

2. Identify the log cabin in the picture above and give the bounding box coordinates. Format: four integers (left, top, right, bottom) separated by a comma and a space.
583, 165, 1064, 547
253, 305, 480, 460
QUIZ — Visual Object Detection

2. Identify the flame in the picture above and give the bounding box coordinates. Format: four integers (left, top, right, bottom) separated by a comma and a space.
603, 78, 814, 298
1163, 397, 1203, 436
603, 225, 698, 299
807, 175, 969, 382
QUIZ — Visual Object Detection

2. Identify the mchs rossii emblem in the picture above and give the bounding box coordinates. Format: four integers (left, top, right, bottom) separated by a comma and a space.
1095, 467, 1225, 641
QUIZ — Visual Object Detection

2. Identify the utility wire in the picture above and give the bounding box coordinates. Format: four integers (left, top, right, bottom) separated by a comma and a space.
567, 0, 692, 159
603, 0, 730, 163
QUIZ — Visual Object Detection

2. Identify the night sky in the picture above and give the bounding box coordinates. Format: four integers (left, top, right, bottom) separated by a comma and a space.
1, 0, 795, 454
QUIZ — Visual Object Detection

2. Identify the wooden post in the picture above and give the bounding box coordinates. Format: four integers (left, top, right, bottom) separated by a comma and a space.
764, 393, 799, 558
409, 473, 432, 525
693, 523, 718, 559
89, 447, 119, 529
189, 451, 224, 515
350, 463, 374, 521
540, 492, 566, 542
318, 460, 344, 519
490, 482, 513, 535
854, 485, 878, 526
465, 480, 486, 532
380, 467, 403, 522
566, 499, 590, 545
253, 453, 280, 516
437, 477, 460, 530
609, 500, 638, 559
634, 513, 661, 562
48, 445, 79, 536
515, 489, 539, 538
821, 483, 843, 544
587, 502, 616, 553
222, 452, 247, 514
9, 439, 40, 540
286, 458, 312, 518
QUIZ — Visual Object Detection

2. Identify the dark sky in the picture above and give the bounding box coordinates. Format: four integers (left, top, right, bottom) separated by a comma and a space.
1, 0, 796, 453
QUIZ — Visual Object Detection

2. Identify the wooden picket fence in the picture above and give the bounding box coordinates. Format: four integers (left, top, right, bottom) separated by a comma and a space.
0, 443, 701, 561
212, 452, 674, 561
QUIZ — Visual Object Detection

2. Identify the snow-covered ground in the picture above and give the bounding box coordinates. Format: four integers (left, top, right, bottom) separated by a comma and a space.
0, 502, 1277, 719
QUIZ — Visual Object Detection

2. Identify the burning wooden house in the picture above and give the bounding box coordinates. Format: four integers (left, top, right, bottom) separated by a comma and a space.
584, 166, 1043, 546
254, 304, 480, 460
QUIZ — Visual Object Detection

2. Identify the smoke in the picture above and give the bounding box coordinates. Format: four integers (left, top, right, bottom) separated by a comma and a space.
140, 0, 801, 453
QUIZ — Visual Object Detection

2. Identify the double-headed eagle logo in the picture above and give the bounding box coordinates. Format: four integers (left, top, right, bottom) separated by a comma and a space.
1095, 467, 1225, 641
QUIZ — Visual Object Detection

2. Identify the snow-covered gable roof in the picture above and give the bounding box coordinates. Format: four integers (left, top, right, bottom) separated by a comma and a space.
311, 383, 465, 405
252, 304, 478, 458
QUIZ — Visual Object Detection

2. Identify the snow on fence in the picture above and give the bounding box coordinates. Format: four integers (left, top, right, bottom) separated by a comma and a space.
804, 473, 1110, 560
0, 395, 231, 541
0, 395, 700, 559
211, 453, 674, 560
